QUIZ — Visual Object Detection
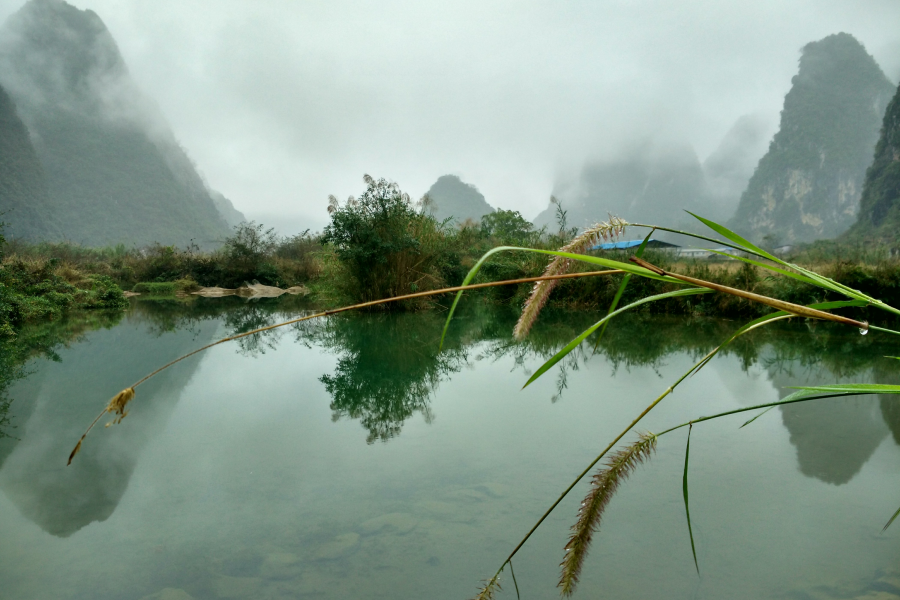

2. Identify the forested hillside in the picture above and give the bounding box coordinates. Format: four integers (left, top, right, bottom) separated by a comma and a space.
0, 0, 242, 247
844, 81, 900, 243
0, 83, 58, 240
729, 33, 894, 244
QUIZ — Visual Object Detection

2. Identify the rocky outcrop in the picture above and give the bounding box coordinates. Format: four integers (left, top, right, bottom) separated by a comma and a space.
844, 80, 900, 243
0, 0, 235, 247
729, 33, 894, 244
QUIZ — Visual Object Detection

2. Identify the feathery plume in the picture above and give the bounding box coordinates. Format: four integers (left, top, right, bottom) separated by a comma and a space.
513, 216, 628, 339
472, 574, 502, 600
559, 431, 656, 596
67, 387, 135, 465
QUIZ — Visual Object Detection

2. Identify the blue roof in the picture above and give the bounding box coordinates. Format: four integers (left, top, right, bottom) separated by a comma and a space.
590, 239, 677, 250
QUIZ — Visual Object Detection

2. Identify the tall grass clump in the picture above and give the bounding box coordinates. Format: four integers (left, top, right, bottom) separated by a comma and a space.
437, 212, 900, 597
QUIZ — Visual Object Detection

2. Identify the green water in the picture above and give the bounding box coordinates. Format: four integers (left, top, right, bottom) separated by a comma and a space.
1, 298, 900, 599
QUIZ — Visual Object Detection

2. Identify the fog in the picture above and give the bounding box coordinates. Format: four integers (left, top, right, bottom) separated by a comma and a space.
0, 0, 898, 232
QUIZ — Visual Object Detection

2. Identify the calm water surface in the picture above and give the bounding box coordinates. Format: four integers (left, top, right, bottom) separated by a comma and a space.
1, 298, 900, 599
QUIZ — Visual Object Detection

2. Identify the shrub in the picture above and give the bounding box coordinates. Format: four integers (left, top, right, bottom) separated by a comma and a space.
321, 175, 451, 305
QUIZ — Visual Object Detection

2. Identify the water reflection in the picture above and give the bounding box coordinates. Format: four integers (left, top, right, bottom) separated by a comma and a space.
2, 296, 898, 540
310, 312, 470, 442
0, 307, 219, 536
764, 329, 900, 485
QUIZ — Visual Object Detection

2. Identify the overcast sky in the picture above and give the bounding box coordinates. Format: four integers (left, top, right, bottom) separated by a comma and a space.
1, 0, 899, 233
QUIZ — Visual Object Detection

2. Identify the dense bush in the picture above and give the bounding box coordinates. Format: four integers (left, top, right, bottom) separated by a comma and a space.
321, 176, 452, 305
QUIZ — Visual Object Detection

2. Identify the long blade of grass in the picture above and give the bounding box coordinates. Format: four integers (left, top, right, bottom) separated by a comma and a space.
686, 212, 781, 261
740, 406, 776, 428
684, 213, 874, 299
787, 384, 900, 395
883, 505, 900, 532
704, 249, 820, 287
523, 287, 714, 388
593, 230, 654, 351
657, 385, 900, 439
508, 560, 521, 600
688, 299, 870, 376
683, 423, 699, 574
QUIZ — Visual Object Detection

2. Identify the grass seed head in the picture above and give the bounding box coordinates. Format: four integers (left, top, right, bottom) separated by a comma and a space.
514, 217, 628, 340
105, 387, 135, 426
559, 431, 656, 596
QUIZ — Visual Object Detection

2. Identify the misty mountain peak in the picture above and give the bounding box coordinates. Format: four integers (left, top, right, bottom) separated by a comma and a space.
0, 0, 129, 116
0, 0, 239, 246
729, 32, 894, 244
424, 175, 494, 223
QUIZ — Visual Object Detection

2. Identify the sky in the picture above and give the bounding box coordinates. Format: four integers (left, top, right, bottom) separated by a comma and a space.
1, 0, 899, 233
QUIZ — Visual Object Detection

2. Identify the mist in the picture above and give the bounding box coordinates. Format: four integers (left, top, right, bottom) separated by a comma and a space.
1, 0, 898, 233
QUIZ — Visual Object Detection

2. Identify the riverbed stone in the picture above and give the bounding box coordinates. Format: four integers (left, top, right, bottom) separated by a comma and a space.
313, 532, 360, 560
139, 589, 195, 600
359, 512, 418, 535
259, 552, 302, 580
473, 482, 508, 497
212, 575, 264, 599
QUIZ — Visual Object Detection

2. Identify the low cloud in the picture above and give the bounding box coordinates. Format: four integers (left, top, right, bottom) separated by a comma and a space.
1, 0, 898, 233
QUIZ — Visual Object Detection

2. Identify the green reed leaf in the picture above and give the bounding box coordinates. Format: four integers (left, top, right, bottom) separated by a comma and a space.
786, 384, 900, 395
523, 287, 714, 388
508, 560, 521, 600
593, 230, 654, 351
686, 213, 872, 300
440, 245, 688, 350
704, 249, 820, 287
683, 423, 699, 574
740, 406, 776, 428
883, 504, 900, 532
686, 212, 780, 263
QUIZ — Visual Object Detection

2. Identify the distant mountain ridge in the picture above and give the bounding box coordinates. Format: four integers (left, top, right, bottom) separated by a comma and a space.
729, 33, 894, 244
424, 175, 494, 223
0, 0, 243, 247
534, 141, 723, 235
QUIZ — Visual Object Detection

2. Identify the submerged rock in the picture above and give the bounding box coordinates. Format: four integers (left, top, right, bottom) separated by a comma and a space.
138, 588, 195, 600
359, 512, 418, 535
313, 532, 360, 560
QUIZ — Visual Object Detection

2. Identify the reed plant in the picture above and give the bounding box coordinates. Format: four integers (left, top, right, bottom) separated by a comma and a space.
439, 213, 900, 598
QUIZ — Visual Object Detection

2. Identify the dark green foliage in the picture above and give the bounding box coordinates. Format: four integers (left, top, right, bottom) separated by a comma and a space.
479, 209, 539, 245
845, 81, 900, 242
322, 177, 451, 304
730, 33, 895, 244
131, 280, 197, 297
0, 257, 126, 330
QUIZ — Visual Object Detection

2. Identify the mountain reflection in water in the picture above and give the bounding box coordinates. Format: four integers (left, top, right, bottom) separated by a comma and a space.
0, 296, 898, 541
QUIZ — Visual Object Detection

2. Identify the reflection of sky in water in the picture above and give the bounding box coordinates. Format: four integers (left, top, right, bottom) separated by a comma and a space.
0, 305, 899, 600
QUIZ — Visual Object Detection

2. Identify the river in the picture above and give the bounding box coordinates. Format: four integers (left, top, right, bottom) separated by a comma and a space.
1, 297, 898, 599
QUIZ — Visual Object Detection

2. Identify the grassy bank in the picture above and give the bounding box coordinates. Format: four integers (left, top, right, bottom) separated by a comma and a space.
4, 176, 900, 331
